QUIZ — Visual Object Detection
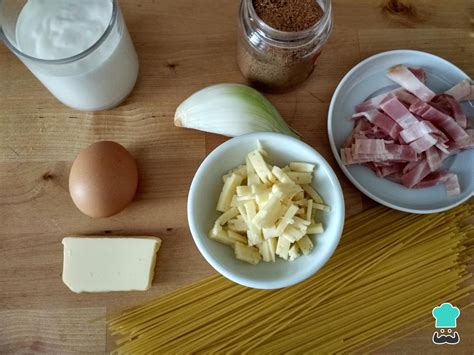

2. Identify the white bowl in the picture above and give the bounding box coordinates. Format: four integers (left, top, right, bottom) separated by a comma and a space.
328, 50, 474, 214
188, 132, 345, 289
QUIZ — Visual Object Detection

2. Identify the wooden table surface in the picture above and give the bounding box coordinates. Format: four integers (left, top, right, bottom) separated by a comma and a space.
0, 0, 472, 353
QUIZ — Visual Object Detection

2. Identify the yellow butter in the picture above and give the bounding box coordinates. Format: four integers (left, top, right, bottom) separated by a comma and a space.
62, 237, 161, 293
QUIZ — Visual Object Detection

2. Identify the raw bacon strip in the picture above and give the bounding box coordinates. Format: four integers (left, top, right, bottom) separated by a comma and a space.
401, 160, 431, 188
432, 94, 467, 128
439, 151, 450, 161
348, 156, 385, 164
352, 109, 380, 122
349, 141, 417, 164
340, 148, 349, 164
403, 161, 419, 174
342, 119, 371, 148
430, 95, 454, 116
444, 95, 467, 128
409, 134, 437, 154
354, 110, 403, 140
409, 101, 470, 143
448, 129, 474, 151
423, 121, 449, 143
343, 148, 394, 165
343, 152, 390, 165
432, 133, 449, 144
354, 118, 373, 133
371, 161, 393, 167
387, 174, 402, 183
366, 162, 383, 177
435, 142, 450, 154
354, 139, 386, 155
380, 97, 419, 128
342, 133, 356, 150
445, 174, 461, 196
380, 163, 405, 177
394, 90, 419, 106
384, 143, 418, 161
425, 146, 442, 171
343, 148, 355, 164
413, 171, 450, 188
351, 155, 396, 163
445, 79, 471, 101
364, 127, 393, 140
399, 120, 448, 144
408, 67, 426, 83
355, 88, 419, 113
387, 65, 436, 102
369, 111, 402, 139
355, 88, 404, 113
399, 121, 431, 143
371, 162, 400, 178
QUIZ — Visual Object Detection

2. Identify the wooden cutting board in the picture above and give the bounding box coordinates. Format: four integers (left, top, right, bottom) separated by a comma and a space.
0, 0, 472, 352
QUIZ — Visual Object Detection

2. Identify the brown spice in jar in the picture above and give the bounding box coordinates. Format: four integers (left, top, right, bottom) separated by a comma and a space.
253, 0, 324, 32
237, 38, 321, 93
237, 0, 328, 93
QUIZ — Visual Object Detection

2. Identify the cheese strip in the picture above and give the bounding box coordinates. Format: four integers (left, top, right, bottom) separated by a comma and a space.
306, 199, 313, 221
246, 157, 260, 185
234, 242, 261, 265
272, 166, 292, 183
289, 162, 315, 173
216, 207, 239, 225
288, 244, 300, 261
248, 150, 273, 184
217, 173, 243, 212
253, 193, 283, 228
286, 172, 312, 184
302, 184, 324, 204
62, 237, 161, 293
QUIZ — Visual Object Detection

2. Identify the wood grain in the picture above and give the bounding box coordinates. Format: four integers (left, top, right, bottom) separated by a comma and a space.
0, 308, 106, 353
0, 0, 472, 353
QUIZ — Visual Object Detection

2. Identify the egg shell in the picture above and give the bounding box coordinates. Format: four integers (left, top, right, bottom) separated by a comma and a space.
69, 141, 138, 218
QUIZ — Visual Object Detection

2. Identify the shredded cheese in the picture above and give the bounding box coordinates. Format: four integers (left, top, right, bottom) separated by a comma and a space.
210, 143, 330, 264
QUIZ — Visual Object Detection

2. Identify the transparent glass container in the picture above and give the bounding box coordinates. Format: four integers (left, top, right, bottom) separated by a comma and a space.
237, 0, 333, 93
0, 0, 139, 111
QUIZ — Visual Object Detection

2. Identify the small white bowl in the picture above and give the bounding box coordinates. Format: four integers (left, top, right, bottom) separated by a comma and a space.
187, 132, 345, 289
328, 50, 474, 214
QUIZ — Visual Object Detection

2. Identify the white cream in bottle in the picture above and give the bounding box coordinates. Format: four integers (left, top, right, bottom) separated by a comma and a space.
15, 0, 138, 111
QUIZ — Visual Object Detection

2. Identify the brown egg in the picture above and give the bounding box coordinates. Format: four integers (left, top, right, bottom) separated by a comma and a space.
69, 141, 138, 218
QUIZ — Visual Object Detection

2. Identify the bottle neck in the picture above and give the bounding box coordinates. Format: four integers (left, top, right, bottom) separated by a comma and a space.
241, 0, 332, 49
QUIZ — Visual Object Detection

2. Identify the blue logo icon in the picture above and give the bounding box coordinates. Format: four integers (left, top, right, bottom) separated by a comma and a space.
432, 303, 460, 345
432, 303, 460, 328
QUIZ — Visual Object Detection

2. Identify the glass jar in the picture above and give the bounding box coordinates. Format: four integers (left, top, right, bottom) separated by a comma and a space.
0, 0, 139, 111
237, 0, 333, 93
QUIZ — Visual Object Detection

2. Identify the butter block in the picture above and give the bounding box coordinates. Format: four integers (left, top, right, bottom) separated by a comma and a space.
62, 237, 161, 293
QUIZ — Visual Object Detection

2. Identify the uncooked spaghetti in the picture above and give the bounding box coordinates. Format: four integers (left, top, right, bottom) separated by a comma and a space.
108, 204, 473, 353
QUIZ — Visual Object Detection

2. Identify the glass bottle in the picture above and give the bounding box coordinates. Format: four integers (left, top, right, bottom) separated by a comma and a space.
0, 0, 139, 111
237, 0, 333, 93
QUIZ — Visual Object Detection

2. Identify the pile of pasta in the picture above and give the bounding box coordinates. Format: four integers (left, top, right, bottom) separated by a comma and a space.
108, 204, 473, 354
